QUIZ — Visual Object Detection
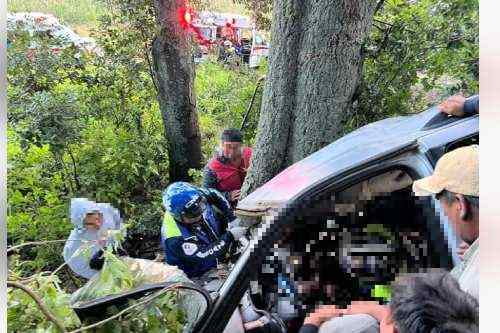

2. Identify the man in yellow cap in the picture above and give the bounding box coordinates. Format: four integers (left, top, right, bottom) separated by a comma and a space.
412, 144, 479, 299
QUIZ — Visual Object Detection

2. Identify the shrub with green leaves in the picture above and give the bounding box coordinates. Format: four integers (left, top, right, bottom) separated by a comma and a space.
7, 272, 82, 332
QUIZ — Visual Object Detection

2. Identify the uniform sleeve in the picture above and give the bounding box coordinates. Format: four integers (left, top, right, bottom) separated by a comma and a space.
204, 188, 236, 221
202, 166, 232, 201
164, 233, 235, 265
463, 95, 479, 115
202, 166, 219, 189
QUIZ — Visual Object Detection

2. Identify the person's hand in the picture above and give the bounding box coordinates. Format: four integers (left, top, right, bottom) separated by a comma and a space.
89, 249, 105, 270
457, 241, 470, 260
344, 301, 390, 322
228, 226, 247, 240
228, 218, 242, 229
438, 94, 466, 117
303, 305, 344, 327
229, 190, 241, 202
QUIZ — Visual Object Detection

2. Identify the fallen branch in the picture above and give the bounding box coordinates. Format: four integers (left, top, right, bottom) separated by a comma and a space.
7, 239, 67, 253
68, 283, 181, 333
51, 262, 68, 277
7, 281, 68, 333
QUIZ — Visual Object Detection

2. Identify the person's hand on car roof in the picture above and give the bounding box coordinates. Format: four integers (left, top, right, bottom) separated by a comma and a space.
438, 94, 467, 117
438, 94, 479, 116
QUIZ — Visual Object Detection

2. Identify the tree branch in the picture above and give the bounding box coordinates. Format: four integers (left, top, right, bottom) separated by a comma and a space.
139, 28, 159, 94
7, 239, 67, 253
7, 281, 68, 333
66, 146, 81, 191
50, 262, 68, 277
68, 284, 181, 333
240, 75, 266, 131
374, 0, 385, 15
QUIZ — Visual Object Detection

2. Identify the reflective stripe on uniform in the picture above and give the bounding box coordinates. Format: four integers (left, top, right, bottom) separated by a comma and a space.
161, 213, 181, 239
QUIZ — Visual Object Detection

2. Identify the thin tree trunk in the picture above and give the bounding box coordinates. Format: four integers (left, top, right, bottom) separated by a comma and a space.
152, 0, 202, 182
66, 146, 81, 191
241, 0, 377, 197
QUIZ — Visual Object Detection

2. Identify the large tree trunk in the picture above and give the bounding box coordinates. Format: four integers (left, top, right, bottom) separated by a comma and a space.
152, 0, 202, 182
241, 0, 377, 197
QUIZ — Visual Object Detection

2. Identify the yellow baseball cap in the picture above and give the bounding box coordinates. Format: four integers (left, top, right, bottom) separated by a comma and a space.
413, 145, 478, 197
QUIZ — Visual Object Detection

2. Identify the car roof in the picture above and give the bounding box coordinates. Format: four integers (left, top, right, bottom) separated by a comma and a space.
236, 107, 477, 215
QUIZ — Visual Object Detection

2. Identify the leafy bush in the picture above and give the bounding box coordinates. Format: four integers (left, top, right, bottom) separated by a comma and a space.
7, 129, 70, 273
347, 0, 479, 132
7, 273, 82, 332
7, 4, 266, 272
196, 60, 267, 155
7, 251, 187, 333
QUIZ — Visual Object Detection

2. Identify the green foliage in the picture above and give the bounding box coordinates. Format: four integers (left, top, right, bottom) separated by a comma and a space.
7, 0, 265, 272
71, 251, 137, 302
193, 0, 250, 14
7, 129, 70, 273
347, 0, 479, 132
233, 0, 272, 30
7, 272, 81, 332
7, 252, 186, 332
196, 60, 266, 155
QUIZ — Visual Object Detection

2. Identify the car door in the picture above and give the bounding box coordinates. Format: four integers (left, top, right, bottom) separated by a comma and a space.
417, 115, 478, 167
416, 114, 478, 264
198, 146, 452, 333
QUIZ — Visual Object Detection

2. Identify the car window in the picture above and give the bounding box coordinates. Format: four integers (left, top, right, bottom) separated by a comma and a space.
177, 286, 211, 332
445, 134, 478, 153
249, 168, 452, 322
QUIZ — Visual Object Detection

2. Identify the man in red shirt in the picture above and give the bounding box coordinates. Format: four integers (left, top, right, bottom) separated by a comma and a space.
202, 128, 252, 206
221, 21, 236, 43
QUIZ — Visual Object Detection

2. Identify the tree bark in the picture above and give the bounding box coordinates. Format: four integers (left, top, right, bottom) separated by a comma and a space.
152, 0, 202, 182
241, 0, 377, 197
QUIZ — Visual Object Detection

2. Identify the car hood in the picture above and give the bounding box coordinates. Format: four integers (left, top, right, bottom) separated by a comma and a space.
236, 107, 457, 216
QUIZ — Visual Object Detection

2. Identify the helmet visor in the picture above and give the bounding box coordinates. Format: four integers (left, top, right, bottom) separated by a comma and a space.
182, 197, 204, 220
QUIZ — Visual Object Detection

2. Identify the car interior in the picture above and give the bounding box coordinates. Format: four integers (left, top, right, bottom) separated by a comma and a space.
247, 168, 453, 332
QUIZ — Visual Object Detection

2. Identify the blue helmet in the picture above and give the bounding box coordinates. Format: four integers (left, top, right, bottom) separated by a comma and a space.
162, 182, 205, 222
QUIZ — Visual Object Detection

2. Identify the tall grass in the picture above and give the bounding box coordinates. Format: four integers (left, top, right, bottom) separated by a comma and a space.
7, 0, 105, 33
202, 0, 249, 14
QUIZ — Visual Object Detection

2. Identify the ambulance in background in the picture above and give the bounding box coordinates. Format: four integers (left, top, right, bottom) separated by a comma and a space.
191, 11, 269, 68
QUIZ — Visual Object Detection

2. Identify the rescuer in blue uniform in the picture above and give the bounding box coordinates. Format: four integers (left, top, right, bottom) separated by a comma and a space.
160, 182, 247, 278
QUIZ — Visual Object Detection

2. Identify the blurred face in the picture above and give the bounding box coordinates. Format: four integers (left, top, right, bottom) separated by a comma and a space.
438, 195, 478, 244
221, 141, 242, 162
84, 212, 103, 231
181, 214, 203, 225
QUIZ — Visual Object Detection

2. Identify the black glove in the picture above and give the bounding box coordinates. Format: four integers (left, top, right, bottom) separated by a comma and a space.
115, 246, 128, 257
89, 249, 105, 270
89, 246, 129, 271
